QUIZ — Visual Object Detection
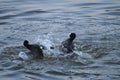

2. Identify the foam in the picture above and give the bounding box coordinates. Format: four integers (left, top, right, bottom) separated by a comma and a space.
18, 52, 30, 60
73, 51, 92, 59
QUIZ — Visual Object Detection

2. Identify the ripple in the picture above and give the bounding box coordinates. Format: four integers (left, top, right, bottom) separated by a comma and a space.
0, 7, 17, 14
22, 71, 64, 80
103, 5, 120, 9
46, 70, 68, 76
103, 11, 120, 16
0, 22, 9, 25
6, 65, 24, 70
0, 8, 47, 20
103, 59, 120, 65
17, 9, 47, 16
72, 2, 110, 7
0, 68, 4, 71
0, 41, 7, 47
0, 14, 17, 19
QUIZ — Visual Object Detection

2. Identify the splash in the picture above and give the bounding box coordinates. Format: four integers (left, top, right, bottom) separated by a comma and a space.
35, 34, 62, 57
73, 51, 92, 59
17, 33, 93, 65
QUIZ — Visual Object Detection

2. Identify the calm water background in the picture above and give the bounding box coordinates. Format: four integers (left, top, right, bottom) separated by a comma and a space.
0, 0, 120, 80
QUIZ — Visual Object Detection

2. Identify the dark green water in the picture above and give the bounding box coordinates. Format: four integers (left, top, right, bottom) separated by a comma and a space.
0, 0, 120, 80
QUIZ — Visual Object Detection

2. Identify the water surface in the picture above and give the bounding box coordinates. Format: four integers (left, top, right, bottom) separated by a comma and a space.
0, 0, 120, 80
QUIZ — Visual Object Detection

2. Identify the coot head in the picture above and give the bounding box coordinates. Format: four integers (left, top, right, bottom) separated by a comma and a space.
69, 33, 76, 41
23, 40, 29, 47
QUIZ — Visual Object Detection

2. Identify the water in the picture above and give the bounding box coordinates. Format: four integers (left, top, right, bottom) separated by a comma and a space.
0, 0, 120, 80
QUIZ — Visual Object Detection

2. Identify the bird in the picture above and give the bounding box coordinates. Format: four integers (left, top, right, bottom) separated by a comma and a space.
60, 33, 76, 53
23, 40, 44, 59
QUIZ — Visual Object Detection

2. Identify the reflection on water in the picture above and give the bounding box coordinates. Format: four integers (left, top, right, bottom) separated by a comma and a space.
0, 0, 120, 80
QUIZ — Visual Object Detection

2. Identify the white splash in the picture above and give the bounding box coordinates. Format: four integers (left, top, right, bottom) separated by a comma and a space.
18, 33, 93, 62
73, 51, 92, 59
18, 52, 30, 60
36, 35, 61, 56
